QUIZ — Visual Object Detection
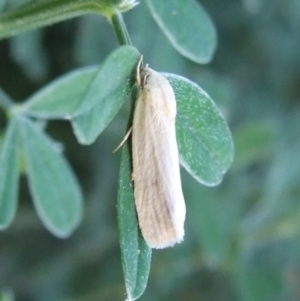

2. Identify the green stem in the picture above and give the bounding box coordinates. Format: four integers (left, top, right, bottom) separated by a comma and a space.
110, 11, 131, 45
0, 0, 99, 40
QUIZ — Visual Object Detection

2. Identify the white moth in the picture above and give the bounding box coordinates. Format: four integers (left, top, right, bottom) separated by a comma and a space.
132, 58, 186, 249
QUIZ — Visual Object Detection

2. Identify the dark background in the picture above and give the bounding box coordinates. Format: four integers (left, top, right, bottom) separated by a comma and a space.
1, 0, 300, 300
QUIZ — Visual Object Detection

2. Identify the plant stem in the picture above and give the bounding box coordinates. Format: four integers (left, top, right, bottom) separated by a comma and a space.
110, 11, 131, 45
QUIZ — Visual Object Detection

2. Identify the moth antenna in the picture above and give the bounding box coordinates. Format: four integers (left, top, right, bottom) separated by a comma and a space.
136, 55, 144, 87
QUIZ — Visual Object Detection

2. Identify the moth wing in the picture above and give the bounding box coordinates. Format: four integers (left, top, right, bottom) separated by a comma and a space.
132, 85, 186, 249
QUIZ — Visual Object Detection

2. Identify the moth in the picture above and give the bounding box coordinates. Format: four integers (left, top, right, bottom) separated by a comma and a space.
132, 58, 186, 249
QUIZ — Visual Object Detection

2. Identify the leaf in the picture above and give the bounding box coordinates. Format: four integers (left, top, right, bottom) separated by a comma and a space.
0, 288, 14, 301
0, 87, 14, 110
232, 121, 275, 171
0, 0, 7, 12
73, 45, 140, 116
118, 144, 152, 301
184, 176, 231, 264
10, 30, 49, 81
241, 140, 300, 237
22, 66, 98, 119
235, 240, 287, 301
0, 118, 20, 230
24, 46, 140, 145
165, 74, 234, 186
145, 0, 217, 64
0, 0, 120, 40
71, 45, 140, 144
19, 117, 83, 238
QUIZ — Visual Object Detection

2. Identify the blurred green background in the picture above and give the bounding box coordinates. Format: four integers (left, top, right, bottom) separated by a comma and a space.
1, 0, 300, 300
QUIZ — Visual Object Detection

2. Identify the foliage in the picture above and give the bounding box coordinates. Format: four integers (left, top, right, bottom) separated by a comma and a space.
1, 0, 299, 301
0, 0, 228, 299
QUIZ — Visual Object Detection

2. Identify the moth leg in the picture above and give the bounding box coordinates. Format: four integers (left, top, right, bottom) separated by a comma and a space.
112, 127, 133, 153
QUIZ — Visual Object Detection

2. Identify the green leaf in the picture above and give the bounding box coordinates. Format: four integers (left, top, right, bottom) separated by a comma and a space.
0, 0, 122, 40
165, 73, 234, 186
0, 288, 14, 301
0, 0, 7, 12
232, 121, 275, 171
24, 46, 140, 145
0, 118, 20, 230
235, 241, 286, 301
19, 117, 83, 238
0, 87, 14, 111
10, 30, 49, 81
241, 140, 300, 238
71, 45, 140, 144
145, 0, 217, 64
118, 144, 152, 301
22, 66, 98, 119
184, 177, 231, 264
